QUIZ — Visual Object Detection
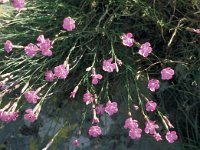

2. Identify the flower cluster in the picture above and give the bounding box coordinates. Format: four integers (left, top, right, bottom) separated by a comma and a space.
124, 117, 142, 140
144, 120, 160, 139
44, 64, 69, 82
0, 111, 18, 123
2, 9, 180, 147
37, 35, 53, 56
120, 32, 178, 143
4, 35, 53, 57
121, 32, 153, 57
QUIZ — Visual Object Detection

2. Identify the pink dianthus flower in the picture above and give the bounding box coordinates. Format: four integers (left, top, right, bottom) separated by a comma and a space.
37, 35, 53, 56
44, 70, 55, 82
54, 65, 69, 79
144, 120, 159, 135
102, 58, 116, 73
121, 33, 135, 47
24, 43, 39, 57
24, 108, 37, 122
124, 117, 139, 129
161, 67, 175, 80
24, 90, 39, 104
153, 133, 162, 141
0, 111, 18, 122
165, 131, 178, 143
146, 100, 157, 112
4, 40, 13, 53
95, 104, 105, 115
129, 127, 142, 140
12, 0, 25, 11
91, 73, 103, 85
138, 42, 152, 57
148, 79, 160, 92
83, 92, 94, 105
88, 125, 102, 137
63, 17, 76, 31
105, 100, 118, 116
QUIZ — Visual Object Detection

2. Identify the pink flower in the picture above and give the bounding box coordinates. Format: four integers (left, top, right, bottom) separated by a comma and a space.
24, 43, 39, 57
91, 73, 103, 85
146, 100, 157, 112
54, 65, 69, 79
165, 131, 178, 143
95, 104, 105, 115
41, 49, 52, 56
0, 111, 11, 122
24, 91, 39, 104
102, 58, 116, 73
124, 117, 139, 129
193, 29, 200, 34
105, 100, 118, 116
4, 40, 13, 53
148, 79, 160, 92
153, 133, 162, 141
0, 111, 18, 122
10, 112, 19, 121
37, 35, 53, 56
121, 33, 135, 47
129, 128, 142, 140
24, 108, 37, 123
63, 17, 76, 31
72, 139, 80, 147
45, 70, 55, 82
88, 125, 102, 137
144, 120, 159, 134
138, 42, 152, 57
11, 0, 25, 10
83, 92, 94, 105
161, 67, 175, 80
